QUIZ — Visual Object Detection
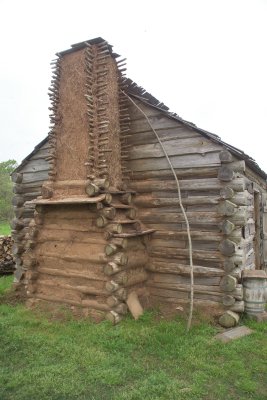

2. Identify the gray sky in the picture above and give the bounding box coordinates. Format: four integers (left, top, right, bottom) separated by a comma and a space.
1, 0, 267, 171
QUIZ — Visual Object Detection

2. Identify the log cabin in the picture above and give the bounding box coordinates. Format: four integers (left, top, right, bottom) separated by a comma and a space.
11, 37, 267, 326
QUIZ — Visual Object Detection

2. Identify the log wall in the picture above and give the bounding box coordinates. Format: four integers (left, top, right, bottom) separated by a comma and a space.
11, 98, 267, 324
126, 100, 266, 320
23, 191, 151, 323
11, 141, 50, 282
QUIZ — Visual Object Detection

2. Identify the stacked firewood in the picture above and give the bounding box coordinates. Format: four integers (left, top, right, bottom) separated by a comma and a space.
0, 235, 15, 275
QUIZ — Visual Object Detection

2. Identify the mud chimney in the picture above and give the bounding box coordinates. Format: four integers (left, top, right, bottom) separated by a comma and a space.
44, 37, 130, 198
24, 38, 151, 324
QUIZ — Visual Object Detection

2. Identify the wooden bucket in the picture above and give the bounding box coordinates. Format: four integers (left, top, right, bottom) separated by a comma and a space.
242, 270, 267, 316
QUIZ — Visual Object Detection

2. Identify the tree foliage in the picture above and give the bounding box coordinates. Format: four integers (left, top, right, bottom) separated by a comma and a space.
0, 160, 17, 222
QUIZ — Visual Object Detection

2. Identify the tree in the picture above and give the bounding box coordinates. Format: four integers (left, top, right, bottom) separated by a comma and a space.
0, 160, 17, 222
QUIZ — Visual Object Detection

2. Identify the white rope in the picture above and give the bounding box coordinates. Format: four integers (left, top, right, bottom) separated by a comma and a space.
123, 92, 194, 331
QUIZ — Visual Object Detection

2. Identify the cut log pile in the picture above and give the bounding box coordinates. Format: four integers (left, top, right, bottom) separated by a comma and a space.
0, 235, 15, 275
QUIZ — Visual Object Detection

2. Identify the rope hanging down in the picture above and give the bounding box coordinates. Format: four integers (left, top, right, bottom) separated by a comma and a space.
123, 92, 194, 331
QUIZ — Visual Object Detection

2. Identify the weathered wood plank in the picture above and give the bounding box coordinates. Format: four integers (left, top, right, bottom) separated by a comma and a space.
130, 177, 245, 193
134, 194, 220, 208
127, 127, 199, 146
147, 261, 224, 276
129, 152, 221, 171
22, 170, 49, 183
129, 114, 181, 133
149, 247, 224, 261
151, 272, 221, 286
129, 137, 222, 160
139, 210, 222, 225
19, 158, 49, 173
131, 167, 219, 180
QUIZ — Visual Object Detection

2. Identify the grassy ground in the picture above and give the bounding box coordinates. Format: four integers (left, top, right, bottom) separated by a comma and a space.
0, 277, 266, 400
0, 222, 11, 236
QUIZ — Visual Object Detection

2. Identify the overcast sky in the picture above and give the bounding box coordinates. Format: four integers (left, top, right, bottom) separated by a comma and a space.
1, 0, 266, 171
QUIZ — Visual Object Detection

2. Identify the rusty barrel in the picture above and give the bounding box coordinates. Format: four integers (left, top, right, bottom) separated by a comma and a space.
242, 270, 267, 316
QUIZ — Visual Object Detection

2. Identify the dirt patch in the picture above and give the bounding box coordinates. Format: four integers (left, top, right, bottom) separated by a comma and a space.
0, 283, 27, 306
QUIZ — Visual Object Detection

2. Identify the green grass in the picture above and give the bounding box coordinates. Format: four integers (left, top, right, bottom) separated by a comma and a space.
0, 277, 266, 400
0, 222, 11, 236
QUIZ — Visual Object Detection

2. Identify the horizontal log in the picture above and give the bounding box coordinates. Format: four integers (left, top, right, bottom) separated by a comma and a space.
147, 261, 225, 277
37, 229, 106, 245
13, 183, 42, 194
37, 248, 107, 264
18, 158, 48, 174
111, 229, 155, 238
126, 250, 149, 268
126, 124, 199, 145
149, 294, 224, 309
81, 299, 110, 311
149, 247, 224, 262
43, 220, 104, 233
139, 210, 222, 225
22, 171, 49, 184
32, 294, 82, 307
37, 278, 106, 297
37, 267, 106, 282
129, 114, 181, 133
134, 194, 220, 208
152, 230, 223, 242
35, 194, 111, 205
130, 177, 245, 193
132, 166, 219, 180
147, 281, 243, 299
151, 272, 220, 286
129, 137, 222, 160
129, 152, 221, 171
